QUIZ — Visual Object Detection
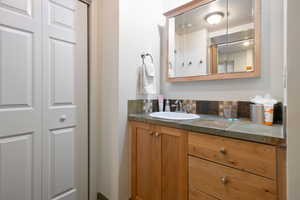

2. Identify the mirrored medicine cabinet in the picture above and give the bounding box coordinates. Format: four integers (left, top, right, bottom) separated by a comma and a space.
164, 0, 261, 82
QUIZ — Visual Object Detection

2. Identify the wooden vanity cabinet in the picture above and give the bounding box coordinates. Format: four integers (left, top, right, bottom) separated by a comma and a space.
188, 132, 286, 200
189, 132, 277, 179
130, 122, 286, 200
130, 122, 188, 200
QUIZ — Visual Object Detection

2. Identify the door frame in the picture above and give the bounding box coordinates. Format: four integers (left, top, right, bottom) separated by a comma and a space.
77, 1, 90, 199
84, 0, 102, 199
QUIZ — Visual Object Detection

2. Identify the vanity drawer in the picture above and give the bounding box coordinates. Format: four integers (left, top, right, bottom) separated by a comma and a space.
189, 188, 218, 200
189, 156, 277, 200
188, 132, 276, 179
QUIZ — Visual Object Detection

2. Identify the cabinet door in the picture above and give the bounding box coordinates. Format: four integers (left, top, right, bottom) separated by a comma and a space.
160, 127, 188, 200
134, 126, 162, 200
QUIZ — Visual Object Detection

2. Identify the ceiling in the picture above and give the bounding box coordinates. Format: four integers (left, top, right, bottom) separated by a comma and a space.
174, 0, 255, 35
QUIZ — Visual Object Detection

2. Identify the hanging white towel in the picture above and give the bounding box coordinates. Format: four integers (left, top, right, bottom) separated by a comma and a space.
145, 62, 155, 77
138, 60, 156, 95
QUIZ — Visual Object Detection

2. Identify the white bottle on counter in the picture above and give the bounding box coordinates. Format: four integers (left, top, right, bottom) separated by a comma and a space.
165, 100, 171, 112
158, 95, 164, 112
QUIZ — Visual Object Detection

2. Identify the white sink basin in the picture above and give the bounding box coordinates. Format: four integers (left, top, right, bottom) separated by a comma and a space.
149, 112, 200, 120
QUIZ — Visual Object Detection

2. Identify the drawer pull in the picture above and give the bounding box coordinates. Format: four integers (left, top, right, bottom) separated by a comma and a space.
154, 132, 160, 137
220, 176, 228, 185
219, 148, 227, 154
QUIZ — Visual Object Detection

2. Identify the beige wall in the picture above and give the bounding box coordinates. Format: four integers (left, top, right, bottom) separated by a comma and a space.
93, 0, 163, 199
98, 0, 120, 198
118, 0, 164, 199
89, 0, 101, 199
161, 0, 285, 101
286, 0, 300, 199
90, 0, 120, 199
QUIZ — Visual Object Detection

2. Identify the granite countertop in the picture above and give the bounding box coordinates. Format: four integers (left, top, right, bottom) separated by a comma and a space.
128, 113, 285, 146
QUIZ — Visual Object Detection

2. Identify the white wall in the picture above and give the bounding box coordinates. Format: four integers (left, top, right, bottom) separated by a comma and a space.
286, 0, 300, 199
161, 0, 284, 101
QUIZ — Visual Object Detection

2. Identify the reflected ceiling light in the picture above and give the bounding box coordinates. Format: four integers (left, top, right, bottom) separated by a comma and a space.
243, 41, 250, 47
205, 12, 224, 25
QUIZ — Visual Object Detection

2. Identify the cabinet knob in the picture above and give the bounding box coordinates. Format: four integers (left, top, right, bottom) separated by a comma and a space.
219, 147, 226, 154
60, 115, 67, 122
220, 176, 228, 185
154, 132, 160, 137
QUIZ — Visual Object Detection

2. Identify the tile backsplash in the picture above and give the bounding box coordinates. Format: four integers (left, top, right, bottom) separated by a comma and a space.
128, 99, 283, 124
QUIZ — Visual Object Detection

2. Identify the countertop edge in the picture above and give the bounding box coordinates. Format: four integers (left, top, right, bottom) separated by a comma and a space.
128, 115, 286, 146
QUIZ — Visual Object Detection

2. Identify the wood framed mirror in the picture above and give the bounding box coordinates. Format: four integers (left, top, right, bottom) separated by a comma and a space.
164, 0, 261, 82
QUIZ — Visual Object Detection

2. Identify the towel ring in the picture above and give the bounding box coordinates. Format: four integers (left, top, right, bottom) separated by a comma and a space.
141, 53, 154, 64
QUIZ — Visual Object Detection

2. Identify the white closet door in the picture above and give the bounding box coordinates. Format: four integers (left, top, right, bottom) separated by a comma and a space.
42, 0, 88, 200
0, 0, 42, 200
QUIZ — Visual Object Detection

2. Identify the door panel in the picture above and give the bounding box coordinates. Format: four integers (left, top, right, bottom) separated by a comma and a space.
50, 38, 75, 105
0, 135, 33, 200
0, 26, 33, 106
43, 0, 88, 200
136, 127, 162, 200
50, 4, 75, 30
161, 128, 188, 200
0, 0, 42, 199
0, 0, 32, 16
51, 0, 76, 11
50, 128, 75, 197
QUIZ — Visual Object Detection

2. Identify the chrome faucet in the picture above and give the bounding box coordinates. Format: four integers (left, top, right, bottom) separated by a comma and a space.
171, 100, 183, 112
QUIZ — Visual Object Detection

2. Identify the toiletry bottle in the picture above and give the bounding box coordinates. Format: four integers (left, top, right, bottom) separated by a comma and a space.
165, 100, 171, 112
263, 94, 277, 126
264, 104, 274, 126
158, 95, 164, 112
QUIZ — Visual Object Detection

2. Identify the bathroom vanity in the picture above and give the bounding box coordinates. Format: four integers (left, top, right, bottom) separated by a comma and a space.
128, 0, 286, 199
129, 114, 286, 200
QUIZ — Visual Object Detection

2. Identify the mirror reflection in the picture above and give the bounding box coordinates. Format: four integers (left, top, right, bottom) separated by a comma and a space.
168, 0, 256, 78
